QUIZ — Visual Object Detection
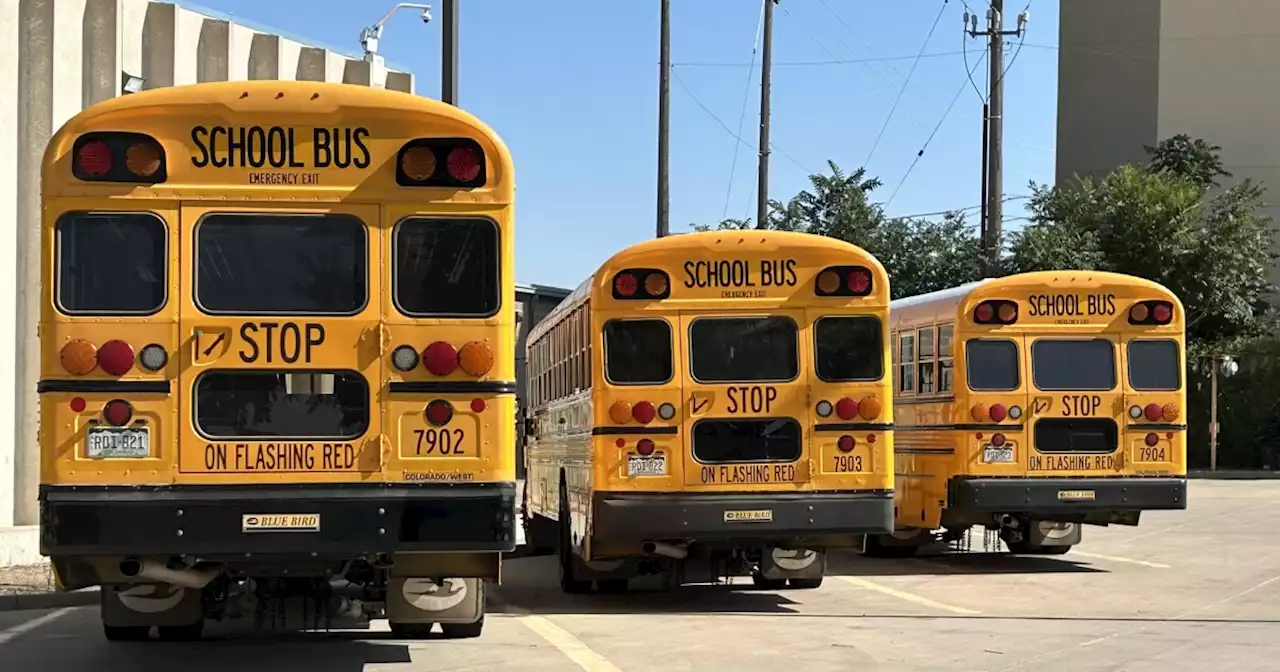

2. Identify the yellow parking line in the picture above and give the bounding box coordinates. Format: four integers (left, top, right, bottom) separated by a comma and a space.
517, 614, 623, 672
840, 576, 980, 615
1070, 550, 1171, 569
0, 607, 74, 645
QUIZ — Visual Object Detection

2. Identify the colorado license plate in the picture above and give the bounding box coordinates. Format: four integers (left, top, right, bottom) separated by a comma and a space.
627, 455, 666, 477
983, 445, 1014, 464
86, 427, 150, 458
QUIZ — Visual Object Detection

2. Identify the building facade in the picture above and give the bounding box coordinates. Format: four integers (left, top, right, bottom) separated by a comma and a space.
1056, 0, 1280, 235
0, 0, 413, 566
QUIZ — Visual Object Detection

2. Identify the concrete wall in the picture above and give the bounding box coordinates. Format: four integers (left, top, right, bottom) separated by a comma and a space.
0, 0, 414, 567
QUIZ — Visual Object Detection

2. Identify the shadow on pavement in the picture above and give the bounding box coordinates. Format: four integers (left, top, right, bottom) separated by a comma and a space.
825, 549, 1107, 576
0, 607, 413, 671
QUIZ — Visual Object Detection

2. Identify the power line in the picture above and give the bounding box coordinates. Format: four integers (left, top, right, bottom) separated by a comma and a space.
670, 70, 812, 176
890, 194, 1027, 220
723, 3, 767, 220
813, 0, 910, 86
865, 0, 952, 167
673, 50, 969, 68
886, 47, 988, 207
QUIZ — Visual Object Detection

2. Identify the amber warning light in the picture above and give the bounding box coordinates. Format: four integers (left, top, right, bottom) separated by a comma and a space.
72, 132, 166, 184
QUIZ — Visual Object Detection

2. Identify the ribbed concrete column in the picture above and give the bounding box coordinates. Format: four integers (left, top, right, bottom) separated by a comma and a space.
296, 46, 326, 81
386, 72, 413, 93
248, 33, 280, 80
81, 0, 117, 107
343, 58, 372, 86
14, 0, 55, 527
196, 18, 228, 83
140, 1, 175, 89
0, 0, 20, 530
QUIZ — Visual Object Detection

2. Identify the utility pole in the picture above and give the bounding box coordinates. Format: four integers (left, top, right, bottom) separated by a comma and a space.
756, 0, 776, 229
442, 0, 458, 105
657, 0, 671, 237
967, 1, 1027, 276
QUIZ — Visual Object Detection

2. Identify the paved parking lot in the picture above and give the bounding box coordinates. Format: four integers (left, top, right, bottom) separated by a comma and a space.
2, 480, 1277, 671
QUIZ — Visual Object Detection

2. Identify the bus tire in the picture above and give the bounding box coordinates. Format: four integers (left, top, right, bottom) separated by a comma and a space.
595, 579, 628, 594
157, 621, 204, 642
1007, 539, 1072, 555
862, 534, 919, 558
440, 614, 485, 639
103, 624, 150, 642
558, 488, 592, 595
788, 577, 823, 589
390, 622, 434, 639
750, 573, 787, 590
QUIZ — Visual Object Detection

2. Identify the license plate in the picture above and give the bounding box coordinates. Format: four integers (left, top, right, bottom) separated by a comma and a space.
627, 455, 666, 477
86, 427, 150, 458
983, 445, 1014, 464
242, 514, 321, 532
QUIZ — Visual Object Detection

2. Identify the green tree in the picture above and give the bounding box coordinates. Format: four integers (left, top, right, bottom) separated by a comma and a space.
690, 161, 983, 298
1008, 137, 1274, 350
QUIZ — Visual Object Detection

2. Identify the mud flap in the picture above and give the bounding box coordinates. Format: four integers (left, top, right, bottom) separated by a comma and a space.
101, 583, 203, 627
386, 577, 484, 625
1027, 521, 1082, 546
757, 548, 825, 581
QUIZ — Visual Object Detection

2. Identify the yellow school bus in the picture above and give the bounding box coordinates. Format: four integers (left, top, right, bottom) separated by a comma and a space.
38, 81, 515, 640
523, 230, 894, 592
868, 271, 1187, 557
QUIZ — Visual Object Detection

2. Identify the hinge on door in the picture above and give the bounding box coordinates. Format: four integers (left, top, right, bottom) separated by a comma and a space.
375, 323, 391, 356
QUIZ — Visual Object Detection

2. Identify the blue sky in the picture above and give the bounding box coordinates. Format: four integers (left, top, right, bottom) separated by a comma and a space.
186, 0, 1058, 289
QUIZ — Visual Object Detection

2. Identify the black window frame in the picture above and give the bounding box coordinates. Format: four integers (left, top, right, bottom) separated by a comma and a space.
813, 315, 885, 383
1031, 338, 1117, 392
391, 216, 502, 319
193, 212, 369, 316
1127, 339, 1182, 392
54, 210, 169, 316
965, 338, 1021, 392
688, 315, 800, 384
602, 318, 674, 386
192, 368, 371, 441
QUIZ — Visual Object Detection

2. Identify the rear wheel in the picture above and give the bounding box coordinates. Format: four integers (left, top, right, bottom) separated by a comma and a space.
1007, 539, 1072, 555
862, 534, 920, 558
390, 622, 434, 639
157, 621, 204, 641
595, 579, 628, 594
788, 577, 823, 590
750, 573, 787, 590
103, 624, 150, 642
440, 614, 484, 639
558, 485, 592, 595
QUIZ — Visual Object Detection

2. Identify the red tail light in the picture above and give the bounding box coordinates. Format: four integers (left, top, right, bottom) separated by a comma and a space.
991, 433, 1006, 447
614, 272, 638, 297
97, 340, 135, 376
835, 397, 860, 421
422, 341, 458, 376
103, 399, 133, 426
76, 141, 113, 177
470, 398, 486, 413
837, 435, 855, 452
989, 403, 1008, 422
632, 401, 656, 424
974, 300, 1017, 325
1144, 432, 1159, 447
446, 147, 482, 182
425, 400, 454, 427
1144, 403, 1162, 422
636, 439, 656, 456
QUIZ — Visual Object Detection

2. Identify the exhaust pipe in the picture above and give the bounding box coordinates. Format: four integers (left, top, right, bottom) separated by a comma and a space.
119, 558, 220, 590
997, 514, 1019, 529
642, 541, 688, 559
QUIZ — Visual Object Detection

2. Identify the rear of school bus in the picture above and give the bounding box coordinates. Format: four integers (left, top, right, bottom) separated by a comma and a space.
38, 81, 515, 640
568, 231, 893, 590
948, 271, 1187, 553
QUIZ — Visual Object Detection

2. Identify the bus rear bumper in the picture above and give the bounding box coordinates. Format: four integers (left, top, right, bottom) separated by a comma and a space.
948, 477, 1188, 514
39, 482, 517, 557
591, 490, 894, 542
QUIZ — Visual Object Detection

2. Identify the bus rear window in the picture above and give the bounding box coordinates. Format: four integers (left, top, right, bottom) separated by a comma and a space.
56, 212, 166, 314
690, 317, 798, 383
966, 340, 1019, 391
196, 214, 366, 314
1033, 339, 1116, 391
814, 316, 883, 382
395, 218, 499, 316
1128, 340, 1181, 391
195, 370, 369, 439
604, 319, 672, 384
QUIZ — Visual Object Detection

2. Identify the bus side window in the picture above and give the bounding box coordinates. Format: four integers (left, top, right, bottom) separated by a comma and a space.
898, 333, 916, 393
938, 325, 954, 393
917, 327, 935, 395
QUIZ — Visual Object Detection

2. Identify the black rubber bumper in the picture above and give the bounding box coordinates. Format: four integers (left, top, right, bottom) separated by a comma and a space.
948, 477, 1188, 514
592, 490, 893, 541
39, 482, 517, 556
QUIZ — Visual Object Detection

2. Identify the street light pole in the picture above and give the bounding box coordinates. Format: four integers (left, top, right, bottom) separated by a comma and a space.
361, 3, 437, 94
